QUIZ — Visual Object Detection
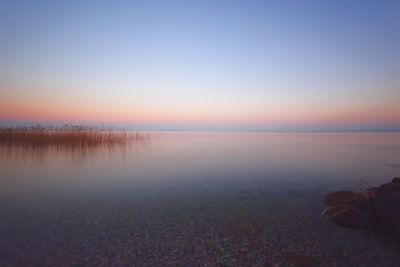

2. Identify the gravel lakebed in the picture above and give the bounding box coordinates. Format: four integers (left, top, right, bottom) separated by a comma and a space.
1, 182, 399, 267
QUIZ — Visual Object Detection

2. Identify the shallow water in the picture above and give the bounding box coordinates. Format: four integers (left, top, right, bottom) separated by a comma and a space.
1, 132, 400, 266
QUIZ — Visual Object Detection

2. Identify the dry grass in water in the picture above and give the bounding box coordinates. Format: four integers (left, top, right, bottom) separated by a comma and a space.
0, 125, 148, 149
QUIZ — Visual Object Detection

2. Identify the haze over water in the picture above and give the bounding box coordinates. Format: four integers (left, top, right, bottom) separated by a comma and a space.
2, 132, 400, 197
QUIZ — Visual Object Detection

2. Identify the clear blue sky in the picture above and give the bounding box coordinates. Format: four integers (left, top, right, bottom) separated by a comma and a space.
1, 0, 399, 130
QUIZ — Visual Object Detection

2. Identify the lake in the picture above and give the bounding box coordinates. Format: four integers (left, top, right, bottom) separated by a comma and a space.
1, 132, 400, 266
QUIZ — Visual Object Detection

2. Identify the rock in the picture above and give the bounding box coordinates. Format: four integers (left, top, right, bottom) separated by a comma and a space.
324, 191, 365, 206
323, 178, 400, 239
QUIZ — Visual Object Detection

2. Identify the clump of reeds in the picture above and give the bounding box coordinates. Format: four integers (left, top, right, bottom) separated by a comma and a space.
0, 124, 148, 148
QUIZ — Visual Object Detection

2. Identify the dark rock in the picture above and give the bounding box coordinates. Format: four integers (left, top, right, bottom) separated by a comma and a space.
324, 191, 365, 206
323, 178, 400, 239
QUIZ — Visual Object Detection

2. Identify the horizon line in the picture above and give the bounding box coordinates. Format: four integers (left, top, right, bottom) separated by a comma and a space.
1, 123, 399, 133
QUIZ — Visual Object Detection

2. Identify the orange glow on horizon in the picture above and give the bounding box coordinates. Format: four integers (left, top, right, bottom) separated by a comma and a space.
1, 97, 399, 128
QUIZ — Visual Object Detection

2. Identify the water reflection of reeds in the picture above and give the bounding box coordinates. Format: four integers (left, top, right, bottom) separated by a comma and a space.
0, 125, 151, 160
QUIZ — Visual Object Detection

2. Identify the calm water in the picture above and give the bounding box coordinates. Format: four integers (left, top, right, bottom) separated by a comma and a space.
1, 132, 400, 266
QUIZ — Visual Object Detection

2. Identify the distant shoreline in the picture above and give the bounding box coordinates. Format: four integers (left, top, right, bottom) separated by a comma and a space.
0, 123, 399, 133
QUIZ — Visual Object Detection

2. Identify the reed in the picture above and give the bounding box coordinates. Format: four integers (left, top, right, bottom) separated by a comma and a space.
0, 124, 147, 148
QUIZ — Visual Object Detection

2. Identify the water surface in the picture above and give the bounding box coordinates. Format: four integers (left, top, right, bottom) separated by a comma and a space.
1, 132, 400, 266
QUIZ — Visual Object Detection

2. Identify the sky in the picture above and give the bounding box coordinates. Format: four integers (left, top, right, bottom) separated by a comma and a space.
0, 0, 399, 131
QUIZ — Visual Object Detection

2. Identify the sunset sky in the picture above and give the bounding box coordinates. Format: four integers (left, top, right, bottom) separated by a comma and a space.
1, 0, 399, 131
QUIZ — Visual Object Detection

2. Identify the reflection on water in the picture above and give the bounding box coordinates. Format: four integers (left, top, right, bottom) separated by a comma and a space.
1, 132, 400, 195
0, 126, 150, 156
0, 129, 151, 163
1, 132, 400, 266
